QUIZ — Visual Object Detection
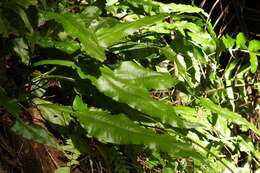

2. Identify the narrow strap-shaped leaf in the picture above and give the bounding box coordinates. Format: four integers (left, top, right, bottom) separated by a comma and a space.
44, 12, 106, 61
34, 60, 200, 128
96, 13, 168, 48
37, 104, 203, 161
96, 66, 200, 128
11, 120, 61, 149
199, 97, 260, 135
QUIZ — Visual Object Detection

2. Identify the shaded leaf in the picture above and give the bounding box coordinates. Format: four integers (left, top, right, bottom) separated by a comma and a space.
33, 98, 73, 126
11, 120, 60, 149
0, 11, 10, 37
7, 3, 33, 31
0, 88, 21, 118
15, 0, 37, 8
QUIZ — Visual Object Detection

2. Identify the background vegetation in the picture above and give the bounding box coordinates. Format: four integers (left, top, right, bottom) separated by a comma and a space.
0, 0, 259, 172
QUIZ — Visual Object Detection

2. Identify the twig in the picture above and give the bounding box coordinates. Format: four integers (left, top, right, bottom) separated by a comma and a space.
203, 83, 260, 94
213, 2, 231, 29
45, 147, 60, 169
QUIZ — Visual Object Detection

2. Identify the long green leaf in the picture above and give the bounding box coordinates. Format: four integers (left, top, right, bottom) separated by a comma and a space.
95, 65, 199, 128
44, 12, 106, 61
199, 97, 260, 135
37, 104, 203, 160
96, 14, 168, 48
0, 88, 60, 149
34, 60, 199, 128
11, 120, 60, 149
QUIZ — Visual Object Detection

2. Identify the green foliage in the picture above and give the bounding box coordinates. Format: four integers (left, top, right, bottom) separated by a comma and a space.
0, 0, 259, 172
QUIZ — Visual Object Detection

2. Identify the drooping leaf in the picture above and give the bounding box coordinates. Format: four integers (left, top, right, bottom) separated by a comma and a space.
34, 60, 199, 128
44, 12, 106, 61
96, 13, 168, 48
95, 65, 199, 128
37, 103, 203, 160
199, 97, 260, 135
11, 120, 60, 149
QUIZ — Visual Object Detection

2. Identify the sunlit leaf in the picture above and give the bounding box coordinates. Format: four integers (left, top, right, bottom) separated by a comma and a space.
73, 95, 88, 111
95, 65, 199, 128
96, 13, 168, 47
113, 61, 179, 90
199, 97, 260, 135
222, 35, 235, 50
248, 40, 260, 52
235, 32, 247, 49
249, 52, 258, 73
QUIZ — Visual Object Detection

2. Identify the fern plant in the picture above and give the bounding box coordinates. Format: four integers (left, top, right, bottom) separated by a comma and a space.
0, 0, 259, 172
